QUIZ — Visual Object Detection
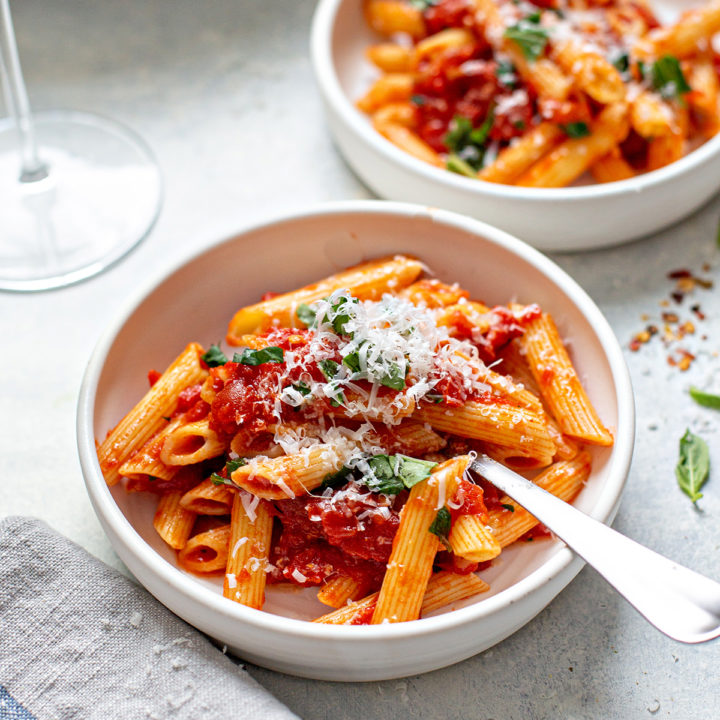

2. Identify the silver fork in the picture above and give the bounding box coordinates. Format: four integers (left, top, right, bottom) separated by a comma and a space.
471, 455, 720, 643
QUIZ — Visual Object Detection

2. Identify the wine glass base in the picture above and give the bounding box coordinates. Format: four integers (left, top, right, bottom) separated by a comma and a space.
0, 110, 162, 291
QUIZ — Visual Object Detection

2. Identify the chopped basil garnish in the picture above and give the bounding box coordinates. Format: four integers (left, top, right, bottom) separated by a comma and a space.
322, 455, 437, 495
447, 154, 478, 178
689, 386, 720, 410
560, 121, 590, 138
296, 303, 317, 328
292, 381, 311, 396
321, 466, 353, 490
379, 362, 406, 391
611, 51, 630, 75
342, 352, 361, 373
210, 458, 246, 485
328, 295, 358, 335
429, 507, 452, 550
318, 359, 340, 380
675, 429, 710, 504
504, 22, 549, 62
501, 503, 515, 513
444, 111, 494, 171
650, 55, 691, 101
425, 392, 444, 404
496, 60, 518, 89
233, 346, 284, 366
201, 343, 228, 367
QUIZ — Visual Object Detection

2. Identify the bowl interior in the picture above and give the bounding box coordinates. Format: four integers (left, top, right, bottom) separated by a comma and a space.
91, 205, 628, 623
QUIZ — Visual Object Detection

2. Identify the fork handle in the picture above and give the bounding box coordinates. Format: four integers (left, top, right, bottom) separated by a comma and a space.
472, 456, 720, 644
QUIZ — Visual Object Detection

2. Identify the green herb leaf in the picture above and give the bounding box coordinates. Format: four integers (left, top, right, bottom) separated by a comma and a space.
689, 386, 720, 410
447, 153, 477, 178
201, 343, 228, 367
496, 60, 518, 89
612, 51, 629, 75
380, 362, 407, 391
343, 352, 361, 373
321, 466, 353, 490
397, 457, 437, 489
429, 507, 452, 550
410, 94, 426, 105
560, 121, 590, 138
226, 458, 247, 473
650, 55, 691, 101
444, 110, 494, 171
234, 346, 284, 366
501, 503, 515, 513
318, 359, 340, 380
328, 295, 358, 335
292, 381, 311, 396
296, 303, 317, 328
366, 455, 406, 495
210, 458, 247, 485
675, 429, 710, 504
425, 392, 444, 404
504, 23, 549, 61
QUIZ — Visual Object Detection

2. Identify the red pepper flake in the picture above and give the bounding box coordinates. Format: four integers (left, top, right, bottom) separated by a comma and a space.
671, 291, 684, 304
667, 348, 696, 371
667, 269, 692, 279
690, 304, 706, 320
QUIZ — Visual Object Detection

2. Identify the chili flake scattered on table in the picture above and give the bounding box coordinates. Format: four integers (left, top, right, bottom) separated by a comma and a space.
629, 264, 713, 371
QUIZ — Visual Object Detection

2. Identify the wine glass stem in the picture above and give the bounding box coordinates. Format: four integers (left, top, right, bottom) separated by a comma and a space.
0, 0, 47, 182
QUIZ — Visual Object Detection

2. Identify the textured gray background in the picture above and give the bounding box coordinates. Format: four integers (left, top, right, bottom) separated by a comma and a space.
1, 1, 719, 718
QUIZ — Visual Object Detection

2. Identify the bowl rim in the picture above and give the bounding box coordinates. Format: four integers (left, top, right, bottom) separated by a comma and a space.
310, 0, 720, 203
77, 199, 635, 643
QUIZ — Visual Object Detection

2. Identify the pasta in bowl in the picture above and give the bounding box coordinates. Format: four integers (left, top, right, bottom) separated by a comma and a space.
78, 202, 633, 679
311, 0, 720, 250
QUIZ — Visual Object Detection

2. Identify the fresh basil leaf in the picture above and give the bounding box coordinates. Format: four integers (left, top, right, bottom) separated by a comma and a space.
201, 343, 228, 367
318, 359, 340, 380
675, 429, 710, 504
380, 362, 407, 391
296, 303, 317, 328
469, 109, 494, 146
321, 466, 353, 490
210, 473, 229, 486
612, 52, 629, 74
425, 392, 444, 404
398, 457, 437, 489
447, 154, 477, 178
650, 55, 691, 101
445, 116, 473, 154
504, 23, 548, 61
501, 503, 515, 513
366, 455, 406, 495
689, 386, 720, 410
234, 346, 284, 366
525, 10, 541, 23
292, 381, 311, 396
496, 60, 518, 89
343, 352, 361, 373
328, 296, 358, 335
560, 121, 590, 138
429, 507, 452, 550
226, 458, 247, 473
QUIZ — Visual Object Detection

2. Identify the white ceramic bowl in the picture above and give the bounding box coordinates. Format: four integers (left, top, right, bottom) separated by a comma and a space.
310, 0, 720, 252
77, 201, 634, 681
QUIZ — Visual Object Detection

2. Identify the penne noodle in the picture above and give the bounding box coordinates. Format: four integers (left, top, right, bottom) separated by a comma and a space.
226, 256, 424, 341
178, 524, 231, 573
153, 491, 196, 550
98, 343, 207, 486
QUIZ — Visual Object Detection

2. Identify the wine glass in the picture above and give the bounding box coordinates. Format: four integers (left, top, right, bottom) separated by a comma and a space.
0, 0, 162, 292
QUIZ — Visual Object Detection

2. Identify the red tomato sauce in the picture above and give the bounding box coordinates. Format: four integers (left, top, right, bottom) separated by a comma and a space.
270, 482, 401, 589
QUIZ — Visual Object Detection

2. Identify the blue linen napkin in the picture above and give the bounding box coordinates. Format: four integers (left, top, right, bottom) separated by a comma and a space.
0, 516, 299, 720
